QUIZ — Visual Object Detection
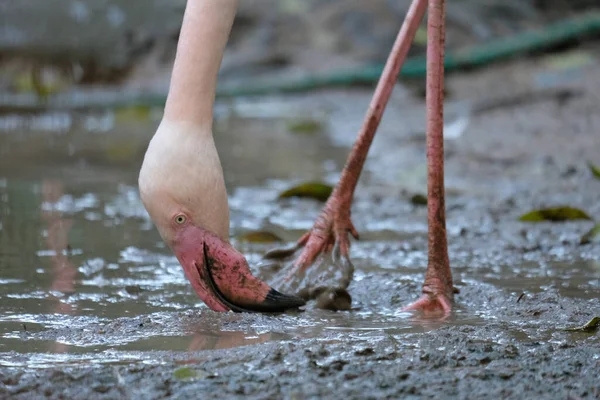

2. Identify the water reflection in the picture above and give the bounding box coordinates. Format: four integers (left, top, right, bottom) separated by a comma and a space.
40, 179, 78, 354
187, 331, 276, 352
0, 112, 353, 366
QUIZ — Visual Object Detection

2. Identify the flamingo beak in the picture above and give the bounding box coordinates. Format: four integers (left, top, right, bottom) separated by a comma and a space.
172, 225, 305, 313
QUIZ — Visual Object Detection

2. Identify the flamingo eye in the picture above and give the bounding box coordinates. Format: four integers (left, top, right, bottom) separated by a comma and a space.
174, 215, 187, 225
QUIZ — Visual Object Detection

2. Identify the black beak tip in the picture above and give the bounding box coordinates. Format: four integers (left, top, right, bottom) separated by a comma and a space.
227, 288, 306, 314
261, 287, 306, 312
202, 242, 305, 313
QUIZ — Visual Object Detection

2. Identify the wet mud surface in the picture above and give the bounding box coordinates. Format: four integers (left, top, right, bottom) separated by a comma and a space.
1, 48, 600, 398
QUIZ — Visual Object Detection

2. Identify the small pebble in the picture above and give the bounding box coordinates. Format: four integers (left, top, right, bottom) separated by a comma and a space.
315, 288, 352, 311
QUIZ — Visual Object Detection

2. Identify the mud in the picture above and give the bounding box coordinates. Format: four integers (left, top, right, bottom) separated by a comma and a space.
1, 42, 600, 399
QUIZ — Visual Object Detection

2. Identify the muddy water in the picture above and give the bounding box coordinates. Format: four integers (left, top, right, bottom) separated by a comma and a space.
0, 105, 350, 362
1, 103, 598, 369
0, 106, 491, 370
1, 56, 600, 397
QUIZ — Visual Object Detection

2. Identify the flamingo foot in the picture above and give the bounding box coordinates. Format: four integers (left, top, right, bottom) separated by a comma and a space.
264, 0, 429, 280
401, 0, 454, 320
264, 193, 358, 279
403, 292, 453, 317
402, 273, 458, 318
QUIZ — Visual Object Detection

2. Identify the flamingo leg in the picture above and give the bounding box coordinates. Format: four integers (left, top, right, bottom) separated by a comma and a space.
265, 0, 429, 274
403, 0, 454, 316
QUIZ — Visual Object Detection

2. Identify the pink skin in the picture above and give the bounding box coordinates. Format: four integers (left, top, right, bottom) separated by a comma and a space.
142, 0, 453, 316
173, 227, 230, 312
171, 219, 305, 313
402, 0, 454, 317
138, 0, 304, 314
267, 0, 454, 316
265, 0, 429, 273
173, 225, 270, 312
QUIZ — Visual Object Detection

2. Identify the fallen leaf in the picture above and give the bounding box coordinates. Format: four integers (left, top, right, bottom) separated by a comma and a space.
410, 193, 427, 206
518, 207, 592, 222
238, 231, 283, 243
105, 139, 140, 163
580, 223, 600, 245
588, 162, 600, 180
115, 106, 152, 122
414, 25, 428, 46
173, 367, 199, 380
279, 182, 333, 202
287, 119, 323, 134
125, 285, 143, 295
542, 50, 595, 71
263, 244, 298, 260
13, 67, 68, 98
564, 317, 600, 332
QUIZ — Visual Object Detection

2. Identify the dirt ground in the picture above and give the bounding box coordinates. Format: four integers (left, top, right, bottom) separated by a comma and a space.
1, 35, 600, 400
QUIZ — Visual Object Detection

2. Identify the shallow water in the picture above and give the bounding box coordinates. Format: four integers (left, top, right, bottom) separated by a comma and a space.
0, 90, 599, 376
0, 108, 478, 368
0, 106, 345, 359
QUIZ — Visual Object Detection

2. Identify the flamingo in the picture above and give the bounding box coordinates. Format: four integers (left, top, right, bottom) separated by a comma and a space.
138, 0, 453, 315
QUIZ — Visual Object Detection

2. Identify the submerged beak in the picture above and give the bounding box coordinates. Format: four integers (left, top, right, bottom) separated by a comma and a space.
172, 225, 305, 313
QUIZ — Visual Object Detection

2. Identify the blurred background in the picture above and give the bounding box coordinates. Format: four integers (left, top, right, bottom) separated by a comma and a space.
1, 1, 599, 95
1, 0, 599, 169
0, 1, 597, 86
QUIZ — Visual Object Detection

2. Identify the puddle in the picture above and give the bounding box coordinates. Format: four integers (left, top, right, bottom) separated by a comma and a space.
0, 110, 422, 368
1, 92, 599, 373
0, 114, 483, 368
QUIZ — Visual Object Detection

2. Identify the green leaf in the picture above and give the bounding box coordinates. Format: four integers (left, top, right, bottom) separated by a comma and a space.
580, 223, 600, 245
115, 105, 152, 122
410, 193, 427, 206
279, 182, 333, 202
287, 119, 323, 134
104, 139, 140, 163
13, 68, 68, 98
564, 317, 600, 332
238, 231, 283, 243
543, 50, 595, 71
588, 162, 600, 180
413, 26, 428, 46
173, 367, 198, 380
518, 207, 592, 222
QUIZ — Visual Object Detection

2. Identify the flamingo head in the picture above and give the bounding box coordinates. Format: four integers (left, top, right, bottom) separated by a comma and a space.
138, 120, 305, 313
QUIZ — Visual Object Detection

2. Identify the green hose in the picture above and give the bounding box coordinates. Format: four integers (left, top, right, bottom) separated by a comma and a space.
1, 11, 599, 110
216, 11, 600, 97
